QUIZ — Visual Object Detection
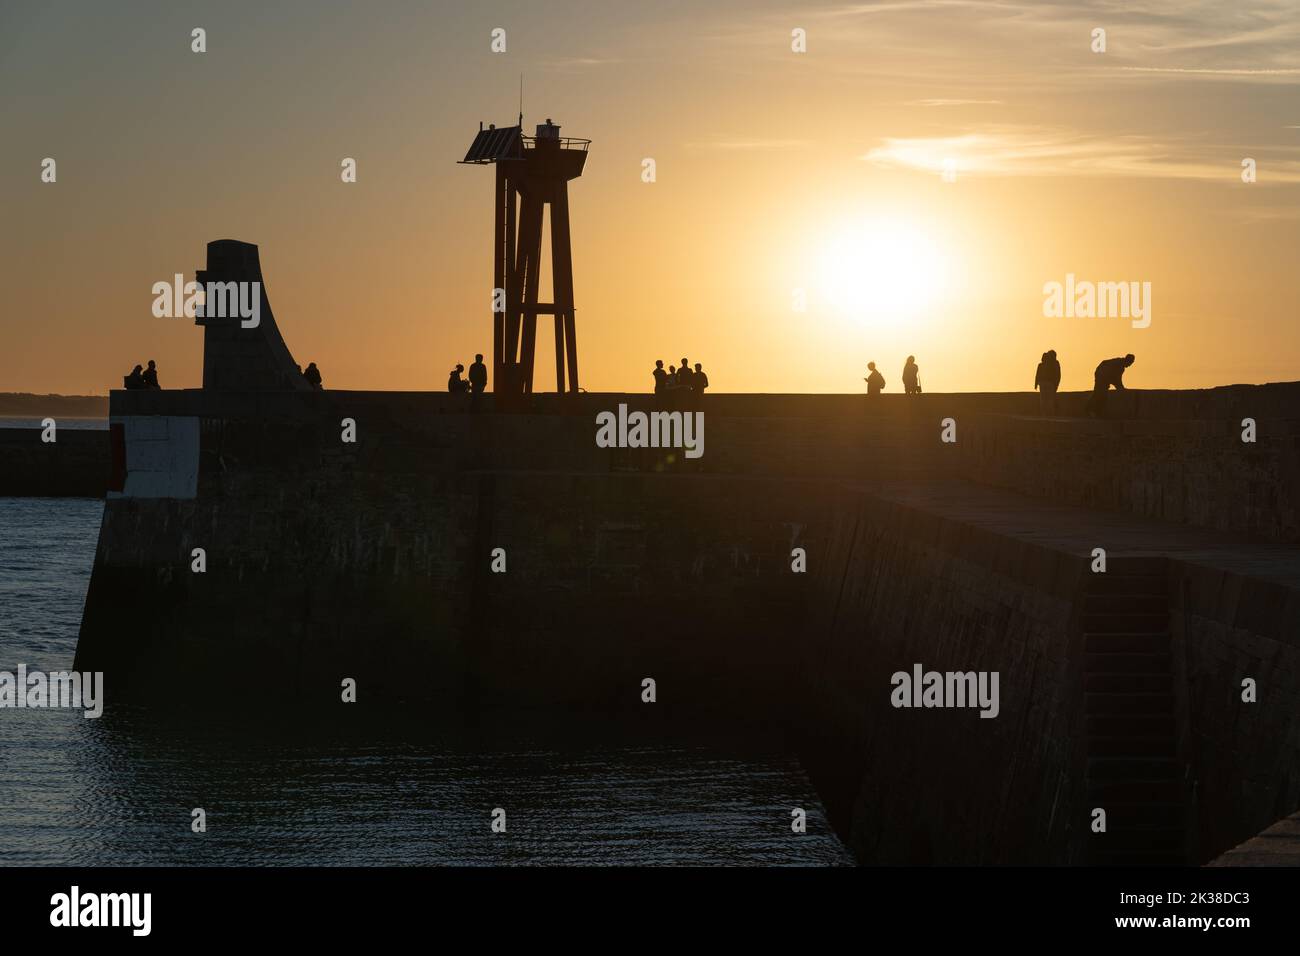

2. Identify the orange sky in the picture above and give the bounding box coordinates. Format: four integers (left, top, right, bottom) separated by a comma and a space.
2, 0, 1298, 395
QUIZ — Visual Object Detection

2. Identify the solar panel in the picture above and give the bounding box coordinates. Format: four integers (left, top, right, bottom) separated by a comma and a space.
460, 125, 524, 163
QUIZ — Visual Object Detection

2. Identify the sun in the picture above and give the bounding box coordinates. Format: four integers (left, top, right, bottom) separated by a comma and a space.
815, 219, 949, 322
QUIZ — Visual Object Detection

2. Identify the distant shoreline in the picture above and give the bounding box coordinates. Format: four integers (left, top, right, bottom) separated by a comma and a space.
0, 394, 108, 418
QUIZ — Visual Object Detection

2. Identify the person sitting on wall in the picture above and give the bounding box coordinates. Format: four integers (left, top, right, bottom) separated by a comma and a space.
468, 354, 487, 394
303, 362, 323, 389
141, 360, 160, 390
448, 363, 469, 393
123, 365, 145, 390
864, 361, 885, 395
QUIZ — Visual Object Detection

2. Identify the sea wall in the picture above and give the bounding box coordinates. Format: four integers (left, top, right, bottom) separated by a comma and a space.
76, 390, 849, 712
1172, 562, 1300, 862
794, 487, 1090, 864
71, 385, 1300, 863
794, 488, 1300, 864
0, 427, 109, 498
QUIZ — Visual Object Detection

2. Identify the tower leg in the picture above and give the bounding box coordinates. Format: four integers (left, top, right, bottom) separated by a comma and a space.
550, 188, 578, 393
565, 313, 578, 392
553, 315, 566, 392
515, 191, 544, 393
494, 167, 515, 391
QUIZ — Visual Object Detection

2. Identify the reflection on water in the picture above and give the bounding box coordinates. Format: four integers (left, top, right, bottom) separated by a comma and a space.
0, 498, 851, 866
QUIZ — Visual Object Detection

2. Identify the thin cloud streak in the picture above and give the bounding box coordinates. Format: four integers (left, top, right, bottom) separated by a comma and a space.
863, 128, 1300, 182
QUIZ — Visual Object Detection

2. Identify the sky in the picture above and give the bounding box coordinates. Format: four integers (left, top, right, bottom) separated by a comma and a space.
1, 0, 1297, 395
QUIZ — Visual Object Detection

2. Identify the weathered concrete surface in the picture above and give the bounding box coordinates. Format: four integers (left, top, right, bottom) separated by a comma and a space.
962, 412, 1300, 544
793, 484, 1086, 864
0, 427, 109, 497
1208, 810, 1300, 866
797, 480, 1300, 864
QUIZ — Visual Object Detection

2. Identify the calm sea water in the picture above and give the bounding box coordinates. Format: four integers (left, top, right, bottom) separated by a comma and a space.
0, 418, 107, 430
0, 497, 851, 866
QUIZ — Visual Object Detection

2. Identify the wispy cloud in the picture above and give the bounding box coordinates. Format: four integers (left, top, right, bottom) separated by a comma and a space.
684, 139, 811, 152
1120, 67, 1300, 76
542, 56, 621, 73
906, 98, 1004, 107
708, 0, 1300, 86
863, 127, 1300, 182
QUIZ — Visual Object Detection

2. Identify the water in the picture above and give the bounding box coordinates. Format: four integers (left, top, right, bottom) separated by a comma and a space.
0, 498, 851, 866
0, 418, 107, 430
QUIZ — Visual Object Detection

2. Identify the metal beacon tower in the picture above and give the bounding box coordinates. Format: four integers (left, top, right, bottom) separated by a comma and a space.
460, 117, 590, 395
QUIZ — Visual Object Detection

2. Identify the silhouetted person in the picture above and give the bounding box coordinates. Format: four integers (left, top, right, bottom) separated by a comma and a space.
123, 365, 145, 390
468, 354, 487, 394
1088, 353, 1134, 417
902, 356, 920, 394
653, 360, 667, 393
303, 362, 322, 389
141, 360, 160, 390
693, 363, 708, 397
448, 363, 469, 393
672, 357, 693, 410
667, 364, 677, 387
864, 361, 885, 395
1035, 349, 1060, 415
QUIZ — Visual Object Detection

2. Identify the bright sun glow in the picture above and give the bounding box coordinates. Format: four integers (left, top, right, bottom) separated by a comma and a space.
816, 220, 949, 322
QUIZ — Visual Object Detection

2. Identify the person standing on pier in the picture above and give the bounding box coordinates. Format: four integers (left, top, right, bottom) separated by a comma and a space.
469, 354, 487, 394
864, 362, 885, 396
1035, 350, 1060, 415
141, 360, 160, 390
902, 356, 920, 394
676, 358, 694, 392
692, 362, 708, 408
303, 362, 322, 389
652, 360, 668, 393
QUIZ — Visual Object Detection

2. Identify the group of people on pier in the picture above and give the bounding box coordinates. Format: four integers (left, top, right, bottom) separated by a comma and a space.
863, 356, 922, 395
118, 345, 1138, 418
447, 354, 488, 394
651, 358, 709, 409
122, 360, 161, 390
1031, 350, 1135, 416
862, 350, 1136, 417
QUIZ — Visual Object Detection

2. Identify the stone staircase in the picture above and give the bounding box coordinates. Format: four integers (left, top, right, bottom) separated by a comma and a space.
1082, 557, 1188, 865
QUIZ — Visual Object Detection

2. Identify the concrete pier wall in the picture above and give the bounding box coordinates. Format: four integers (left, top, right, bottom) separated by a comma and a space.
795, 487, 1088, 864
0, 427, 109, 497
1173, 562, 1300, 861
961, 411, 1300, 544
70, 385, 1300, 863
